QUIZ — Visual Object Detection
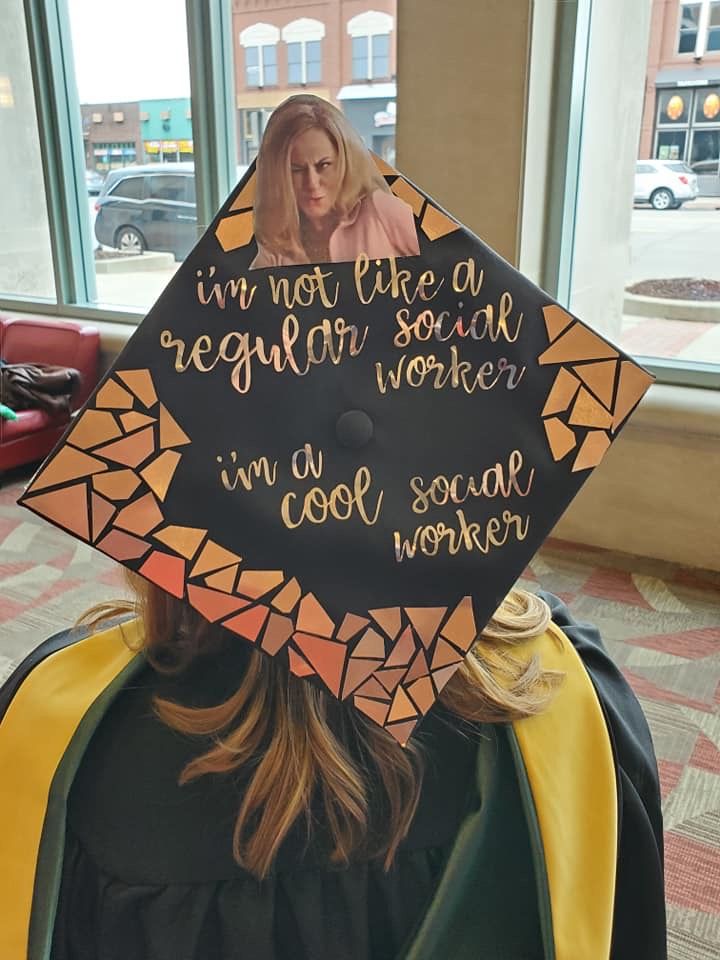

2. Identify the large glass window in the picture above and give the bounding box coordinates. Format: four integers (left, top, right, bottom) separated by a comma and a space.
678, 3, 701, 53
563, 0, 720, 373
351, 34, 391, 81
0, 0, 55, 299
709, 2, 720, 51
287, 40, 322, 85
240, 23, 280, 89
66, 0, 194, 310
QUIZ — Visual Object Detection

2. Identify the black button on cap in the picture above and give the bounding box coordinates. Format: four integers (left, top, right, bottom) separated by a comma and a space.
336, 410, 374, 449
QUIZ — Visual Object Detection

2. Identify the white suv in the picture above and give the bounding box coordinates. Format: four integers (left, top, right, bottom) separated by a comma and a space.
634, 159, 700, 210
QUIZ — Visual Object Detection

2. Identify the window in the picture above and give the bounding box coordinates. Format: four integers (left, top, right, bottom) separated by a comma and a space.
709, 1, 720, 51
678, 3, 701, 53
691, 128, 720, 175
111, 176, 144, 200
147, 174, 189, 202
655, 129, 687, 159
283, 19, 324, 85
347, 11, 393, 81
65, 0, 195, 310
0, 0, 54, 299
695, 86, 720, 122
240, 23, 279, 88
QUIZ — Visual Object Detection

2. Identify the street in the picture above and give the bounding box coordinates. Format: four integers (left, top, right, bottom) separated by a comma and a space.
629, 199, 720, 284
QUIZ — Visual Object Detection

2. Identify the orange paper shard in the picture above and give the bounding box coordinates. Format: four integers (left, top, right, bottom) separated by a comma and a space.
159, 404, 191, 449
543, 304, 574, 343
353, 696, 390, 727
431, 637, 463, 671
261, 612, 294, 655
538, 323, 619, 366
139, 550, 185, 598
404, 648, 430, 683
390, 177, 425, 217
612, 361, 653, 431
573, 359, 618, 409
405, 607, 447, 649
117, 369, 158, 408
341, 658, 384, 699
369, 607, 402, 640
92, 469, 141, 501
384, 625, 416, 667
354, 676, 390, 701
541, 368, 581, 417
120, 411, 156, 433
95, 426, 155, 468
95, 378, 134, 410
441, 596, 477, 652
569, 387, 613, 430
97, 528, 151, 562
432, 663, 461, 694
114, 491, 164, 537
69, 410, 122, 449
543, 417, 577, 461
23, 483, 89, 541
387, 685, 418, 723
572, 430, 612, 472
187, 583, 251, 622
205, 564, 239, 593
270, 577, 302, 613
223, 604, 270, 642
289, 648, 315, 678
90, 492, 116, 542
296, 593, 335, 638
386, 719, 419, 746
353, 627, 386, 659
190, 540, 242, 577
293, 633, 347, 698
420, 203, 459, 241
154, 524, 207, 559
28, 446, 108, 492
236, 569, 285, 599
215, 210, 255, 252
407, 676, 436, 715
376, 667, 407, 694
337, 613, 370, 643
229, 174, 256, 212
140, 449, 182, 502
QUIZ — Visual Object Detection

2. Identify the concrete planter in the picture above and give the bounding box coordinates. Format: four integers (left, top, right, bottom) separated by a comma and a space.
94, 251, 176, 274
624, 292, 720, 324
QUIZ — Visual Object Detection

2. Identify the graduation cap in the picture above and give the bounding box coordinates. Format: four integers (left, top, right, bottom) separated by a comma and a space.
19, 95, 653, 745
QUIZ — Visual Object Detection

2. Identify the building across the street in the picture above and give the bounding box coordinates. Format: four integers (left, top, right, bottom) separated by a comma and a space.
640, 0, 720, 195
139, 98, 194, 164
80, 102, 142, 173
232, 1, 397, 165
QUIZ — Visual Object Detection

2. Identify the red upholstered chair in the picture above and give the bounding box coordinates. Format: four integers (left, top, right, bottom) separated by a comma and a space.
0, 316, 100, 473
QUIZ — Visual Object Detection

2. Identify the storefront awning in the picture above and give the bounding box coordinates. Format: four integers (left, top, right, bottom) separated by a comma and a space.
337, 83, 396, 101
655, 64, 720, 88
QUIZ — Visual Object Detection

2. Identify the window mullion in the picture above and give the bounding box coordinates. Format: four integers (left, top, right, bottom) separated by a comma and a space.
23, 0, 97, 307
185, 0, 237, 230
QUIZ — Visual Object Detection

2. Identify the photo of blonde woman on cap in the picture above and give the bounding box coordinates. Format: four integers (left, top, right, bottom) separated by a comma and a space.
250, 95, 420, 268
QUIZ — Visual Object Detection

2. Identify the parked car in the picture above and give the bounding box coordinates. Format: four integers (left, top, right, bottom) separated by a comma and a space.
634, 159, 699, 210
85, 168, 104, 196
94, 163, 198, 260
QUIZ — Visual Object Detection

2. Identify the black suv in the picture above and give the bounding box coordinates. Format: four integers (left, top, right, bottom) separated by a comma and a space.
94, 163, 197, 260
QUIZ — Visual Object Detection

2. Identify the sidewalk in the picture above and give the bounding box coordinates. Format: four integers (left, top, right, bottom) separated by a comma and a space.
620, 312, 720, 362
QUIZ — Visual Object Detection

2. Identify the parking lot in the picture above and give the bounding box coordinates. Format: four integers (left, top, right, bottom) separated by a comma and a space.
630, 198, 720, 284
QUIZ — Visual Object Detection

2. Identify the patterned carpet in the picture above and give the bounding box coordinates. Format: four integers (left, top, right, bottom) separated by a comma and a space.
1, 469, 719, 958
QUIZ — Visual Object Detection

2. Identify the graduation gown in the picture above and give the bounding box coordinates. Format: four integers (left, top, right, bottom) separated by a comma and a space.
0, 594, 666, 959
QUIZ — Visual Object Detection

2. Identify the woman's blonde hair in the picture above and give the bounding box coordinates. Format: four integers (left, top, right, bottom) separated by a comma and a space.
253, 94, 390, 260
80, 578, 560, 880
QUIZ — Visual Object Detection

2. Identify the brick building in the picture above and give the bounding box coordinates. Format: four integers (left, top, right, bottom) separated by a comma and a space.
80, 102, 142, 172
232, 0, 397, 165
639, 0, 720, 194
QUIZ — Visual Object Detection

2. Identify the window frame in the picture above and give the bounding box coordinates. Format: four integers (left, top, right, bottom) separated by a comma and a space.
0, 0, 236, 324
678, 2, 703, 54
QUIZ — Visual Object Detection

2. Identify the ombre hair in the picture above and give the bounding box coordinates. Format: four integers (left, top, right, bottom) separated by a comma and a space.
81, 580, 560, 881
253, 95, 390, 260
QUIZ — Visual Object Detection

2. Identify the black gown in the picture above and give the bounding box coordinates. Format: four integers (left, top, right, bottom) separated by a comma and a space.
42, 593, 664, 960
